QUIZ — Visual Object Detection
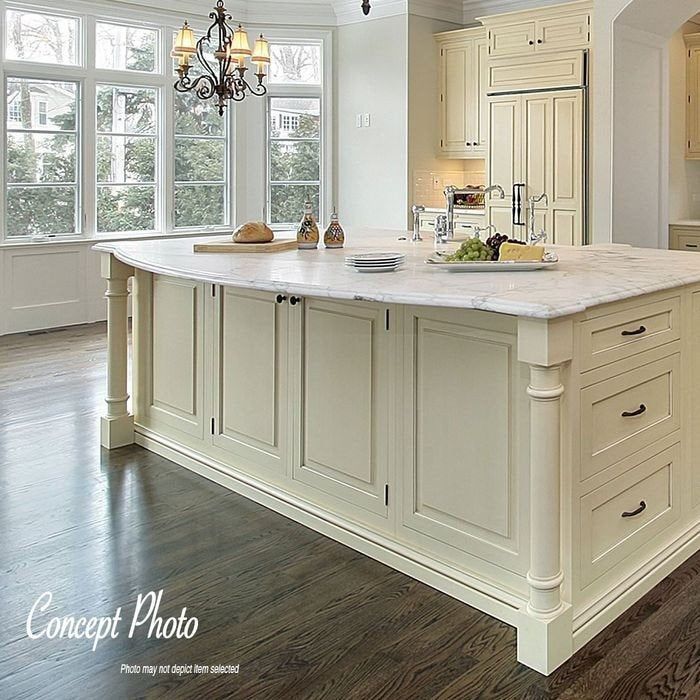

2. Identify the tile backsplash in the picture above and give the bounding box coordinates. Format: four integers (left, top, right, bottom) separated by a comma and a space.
413, 169, 486, 208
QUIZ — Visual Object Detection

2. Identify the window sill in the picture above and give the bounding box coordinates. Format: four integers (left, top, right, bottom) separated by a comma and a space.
0, 228, 232, 249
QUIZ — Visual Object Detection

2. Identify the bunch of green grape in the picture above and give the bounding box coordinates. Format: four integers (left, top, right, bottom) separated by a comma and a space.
445, 237, 495, 262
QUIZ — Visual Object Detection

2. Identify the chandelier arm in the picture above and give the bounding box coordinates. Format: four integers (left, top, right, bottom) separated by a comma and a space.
174, 74, 217, 101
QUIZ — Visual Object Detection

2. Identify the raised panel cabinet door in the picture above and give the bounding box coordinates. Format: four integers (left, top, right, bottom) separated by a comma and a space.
472, 37, 489, 156
143, 274, 205, 441
400, 307, 528, 574
488, 22, 536, 58
535, 13, 590, 51
212, 288, 289, 477
440, 41, 472, 155
692, 291, 700, 510
687, 48, 700, 158
488, 94, 522, 229
292, 298, 390, 517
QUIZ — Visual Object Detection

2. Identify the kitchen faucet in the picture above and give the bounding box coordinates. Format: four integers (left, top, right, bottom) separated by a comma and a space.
528, 193, 549, 245
443, 184, 505, 240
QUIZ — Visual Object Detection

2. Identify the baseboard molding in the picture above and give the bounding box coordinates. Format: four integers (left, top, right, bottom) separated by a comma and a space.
572, 523, 700, 650
135, 428, 524, 628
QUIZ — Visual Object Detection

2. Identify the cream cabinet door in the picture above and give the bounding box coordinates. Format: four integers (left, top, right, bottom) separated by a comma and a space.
135, 273, 206, 444
535, 13, 590, 52
472, 37, 489, 157
440, 42, 472, 155
687, 47, 700, 158
399, 306, 529, 575
488, 22, 536, 58
211, 288, 289, 478
692, 291, 700, 511
488, 94, 521, 238
290, 297, 390, 519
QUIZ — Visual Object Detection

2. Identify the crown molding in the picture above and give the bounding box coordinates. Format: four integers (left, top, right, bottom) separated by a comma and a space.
463, 0, 568, 24
410, 0, 463, 24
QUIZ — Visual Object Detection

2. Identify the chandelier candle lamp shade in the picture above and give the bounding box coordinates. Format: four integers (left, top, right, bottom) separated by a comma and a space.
171, 1, 270, 115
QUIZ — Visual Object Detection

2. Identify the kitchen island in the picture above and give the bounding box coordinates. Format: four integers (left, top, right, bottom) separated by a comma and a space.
95, 230, 700, 674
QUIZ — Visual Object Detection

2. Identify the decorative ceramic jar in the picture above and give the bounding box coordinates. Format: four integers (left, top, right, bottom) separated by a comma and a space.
323, 209, 345, 248
297, 201, 320, 250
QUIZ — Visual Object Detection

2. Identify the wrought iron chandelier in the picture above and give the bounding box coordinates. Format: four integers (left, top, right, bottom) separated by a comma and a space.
171, 1, 270, 116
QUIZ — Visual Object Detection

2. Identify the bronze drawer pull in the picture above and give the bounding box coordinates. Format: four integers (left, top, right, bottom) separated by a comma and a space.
621, 404, 646, 417
621, 325, 646, 336
622, 500, 646, 518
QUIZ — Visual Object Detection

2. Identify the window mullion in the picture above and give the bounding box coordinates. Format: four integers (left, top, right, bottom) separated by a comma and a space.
83, 15, 97, 237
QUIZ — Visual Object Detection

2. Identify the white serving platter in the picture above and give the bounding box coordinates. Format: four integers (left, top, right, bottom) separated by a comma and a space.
425, 252, 558, 272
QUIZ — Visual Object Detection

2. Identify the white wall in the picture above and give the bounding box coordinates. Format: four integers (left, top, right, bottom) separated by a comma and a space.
611, 25, 667, 247
334, 15, 409, 230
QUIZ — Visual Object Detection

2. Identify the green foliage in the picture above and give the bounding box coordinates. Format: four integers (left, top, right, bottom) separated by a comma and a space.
269, 112, 321, 226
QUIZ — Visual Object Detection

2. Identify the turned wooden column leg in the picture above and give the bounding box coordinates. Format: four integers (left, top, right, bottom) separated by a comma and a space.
100, 253, 135, 449
516, 317, 573, 676
526, 364, 565, 618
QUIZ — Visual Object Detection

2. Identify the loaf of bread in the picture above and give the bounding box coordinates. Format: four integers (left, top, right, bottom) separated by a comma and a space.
498, 243, 544, 262
233, 221, 274, 244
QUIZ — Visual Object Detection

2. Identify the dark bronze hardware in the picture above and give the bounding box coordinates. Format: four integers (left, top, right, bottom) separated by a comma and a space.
621, 404, 646, 418
529, 40, 534, 45
537, 39, 543, 44
276, 294, 287, 304
622, 500, 646, 518
621, 325, 646, 336
289, 296, 302, 306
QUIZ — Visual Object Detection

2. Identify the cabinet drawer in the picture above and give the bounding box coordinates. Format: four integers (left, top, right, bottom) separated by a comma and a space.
579, 297, 680, 372
580, 354, 680, 481
580, 444, 680, 588
419, 216, 437, 233
676, 234, 700, 251
487, 51, 585, 94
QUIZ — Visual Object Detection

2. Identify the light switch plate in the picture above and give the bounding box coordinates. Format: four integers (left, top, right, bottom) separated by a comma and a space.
363, 113, 371, 127
356, 114, 362, 128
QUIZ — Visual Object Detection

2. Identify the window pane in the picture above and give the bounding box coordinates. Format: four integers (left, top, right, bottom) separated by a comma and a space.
97, 85, 157, 134
270, 141, 320, 182
96, 23, 158, 72
270, 98, 320, 138
7, 133, 76, 183
7, 78, 77, 131
5, 10, 79, 65
175, 139, 225, 182
269, 44, 321, 84
97, 136, 155, 183
270, 184, 319, 226
174, 91, 225, 137
6, 186, 76, 236
97, 185, 155, 232
175, 185, 226, 228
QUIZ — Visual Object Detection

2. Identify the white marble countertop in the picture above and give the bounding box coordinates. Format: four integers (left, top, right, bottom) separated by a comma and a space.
94, 228, 700, 319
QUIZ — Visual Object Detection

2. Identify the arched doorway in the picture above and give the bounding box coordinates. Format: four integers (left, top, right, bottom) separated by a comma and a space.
593, 0, 699, 247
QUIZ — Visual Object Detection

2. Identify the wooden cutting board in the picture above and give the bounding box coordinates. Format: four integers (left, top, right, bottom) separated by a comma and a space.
194, 238, 298, 253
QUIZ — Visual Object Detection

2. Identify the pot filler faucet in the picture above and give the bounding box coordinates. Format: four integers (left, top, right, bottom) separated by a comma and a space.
443, 184, 505, 241
528, 192, 549, 245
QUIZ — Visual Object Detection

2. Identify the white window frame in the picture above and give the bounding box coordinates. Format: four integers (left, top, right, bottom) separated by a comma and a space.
0, 1, 237, 241
263, 31, 332, 231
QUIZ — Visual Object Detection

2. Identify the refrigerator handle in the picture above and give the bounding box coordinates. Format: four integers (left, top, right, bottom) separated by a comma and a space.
513, 183, 526, 227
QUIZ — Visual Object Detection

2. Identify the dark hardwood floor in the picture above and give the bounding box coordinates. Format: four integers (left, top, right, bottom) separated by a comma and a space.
1, 322, 700, 700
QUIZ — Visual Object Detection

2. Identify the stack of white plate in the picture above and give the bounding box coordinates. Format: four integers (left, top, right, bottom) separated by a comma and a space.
345, 252, 406, 273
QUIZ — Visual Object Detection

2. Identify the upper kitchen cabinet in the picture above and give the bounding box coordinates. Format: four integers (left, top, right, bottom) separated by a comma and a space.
480, 1, 591, 58
686, 33, 700, 159
436, 27, 488, 159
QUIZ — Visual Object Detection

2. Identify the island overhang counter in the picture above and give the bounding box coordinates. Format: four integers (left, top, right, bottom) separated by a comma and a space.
95, 230, 700, 675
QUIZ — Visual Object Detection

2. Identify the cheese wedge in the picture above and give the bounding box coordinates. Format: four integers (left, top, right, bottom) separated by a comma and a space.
498, 242, 544, 262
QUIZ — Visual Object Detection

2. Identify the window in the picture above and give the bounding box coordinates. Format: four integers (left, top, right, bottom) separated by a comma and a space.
37, 100, 47, 126
5, 9, 80, 65
174, 91, 229, 229
5, 78, 79, 237
269, 44, 321, 85
96, 85, 158, 233
96, 22, 158, 73
267, 42, 323, 228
